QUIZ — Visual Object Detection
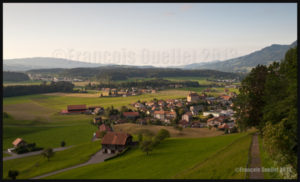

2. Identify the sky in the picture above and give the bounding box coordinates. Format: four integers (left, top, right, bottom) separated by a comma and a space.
3, 3, 297, 67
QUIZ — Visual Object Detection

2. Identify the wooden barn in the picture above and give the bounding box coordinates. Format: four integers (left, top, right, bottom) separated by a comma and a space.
101, 132, 132, 154
67, 105, 87, 113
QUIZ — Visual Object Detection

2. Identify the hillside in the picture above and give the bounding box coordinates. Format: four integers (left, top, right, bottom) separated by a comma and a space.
3, 57, 104, 71
3, 71, 30, 82
182, 40, 297, 73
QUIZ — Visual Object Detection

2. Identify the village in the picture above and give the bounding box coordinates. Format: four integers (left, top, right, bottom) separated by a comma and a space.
8, 89, 238, 156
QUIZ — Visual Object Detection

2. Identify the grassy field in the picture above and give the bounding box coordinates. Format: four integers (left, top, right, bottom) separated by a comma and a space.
3, 141, 101, 179
163, 77, 213, 85
258, 136, 281, 179
3, 80, 47, 86
113, 123, 224, 138
46, 132, 250, 179
3, 90, 188, 121
175, 133, 253, 179
3, 122, 97, 150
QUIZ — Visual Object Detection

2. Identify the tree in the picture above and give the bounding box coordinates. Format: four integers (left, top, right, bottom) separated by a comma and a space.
156, 129, 170, 141
8, 170, 19, 180
140, 140, 153, 155
41, 148, 55, 161
233, 46, 297, 172
233, 65, 268, 132
61, 141, 66, 147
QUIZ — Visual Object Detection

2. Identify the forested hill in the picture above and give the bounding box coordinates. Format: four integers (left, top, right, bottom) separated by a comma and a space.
27, 66, 243, 81
3, 71, 30, 82
182, 40, 297, 73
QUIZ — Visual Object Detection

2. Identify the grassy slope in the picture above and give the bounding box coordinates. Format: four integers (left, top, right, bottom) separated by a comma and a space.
3, 90, 188, 110
3, 122, 97, 150
3, 90, 188, 150
3, 141, 101, 179
258, 136, 281, 179
46, 133, 249, 179
175, 133, 252, 179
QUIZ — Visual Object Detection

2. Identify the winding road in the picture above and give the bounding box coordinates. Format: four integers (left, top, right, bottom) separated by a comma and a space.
3, 146, 73, 161
31, 150, 116, 179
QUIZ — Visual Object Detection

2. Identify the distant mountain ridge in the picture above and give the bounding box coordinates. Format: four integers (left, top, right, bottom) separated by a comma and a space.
181, 40, 297, 73
3, 40, 297, 73
3, 57, 105, 71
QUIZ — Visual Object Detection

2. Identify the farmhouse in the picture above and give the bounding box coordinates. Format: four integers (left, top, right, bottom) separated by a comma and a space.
12, 138, 27, 148
88, 106, 104, 113
67, 105, 87, 113
101, 132, 133, 154
187, 92, 200, 103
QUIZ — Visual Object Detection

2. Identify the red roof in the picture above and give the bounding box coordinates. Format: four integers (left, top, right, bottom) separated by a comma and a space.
67, 105, 87, 111
221, 95, 231, 101
123, 112, 139, 117
101, 132, 131, 145
99, 124, 112, 132
13, 138, 24, 146
154, 110, 165, 115
165, 111, 176, 115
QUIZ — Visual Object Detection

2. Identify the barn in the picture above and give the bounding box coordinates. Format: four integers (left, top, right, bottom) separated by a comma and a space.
101, 132, 132, 154
67, 105, 87, 113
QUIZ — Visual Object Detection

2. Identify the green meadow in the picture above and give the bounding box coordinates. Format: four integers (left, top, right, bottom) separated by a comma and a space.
46, 132, 251, 179
3, 141, 101, 179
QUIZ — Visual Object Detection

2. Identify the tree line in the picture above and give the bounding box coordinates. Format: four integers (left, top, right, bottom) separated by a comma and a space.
233, 47, 297, 173
3, 71, 30, 82
3, 81, 75, 97
86, 78, 200, 89
27, 66, 243, 81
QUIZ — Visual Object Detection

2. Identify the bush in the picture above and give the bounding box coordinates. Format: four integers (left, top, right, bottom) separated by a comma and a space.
15, 146, 29, 154
8, 170, 19, 180
156, 129, 170, 141
61, 141, 66, 147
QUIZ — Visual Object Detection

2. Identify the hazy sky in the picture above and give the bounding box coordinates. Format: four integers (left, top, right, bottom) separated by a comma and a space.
4, 3, 297, 66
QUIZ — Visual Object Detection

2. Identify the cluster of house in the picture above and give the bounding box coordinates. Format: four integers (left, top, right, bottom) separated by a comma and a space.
61, 105, 104, 114
27, 73, 82, 82
128, 91, 237, 129
100, 87, 157, 97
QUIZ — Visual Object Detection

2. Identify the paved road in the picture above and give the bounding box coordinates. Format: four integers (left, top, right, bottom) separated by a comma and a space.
3, 146, 73, 161
32, 150, 116, 179
249, 133, 264, 179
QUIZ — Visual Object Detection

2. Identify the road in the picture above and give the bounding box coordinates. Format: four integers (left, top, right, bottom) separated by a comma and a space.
32, 150, 116, 179
3, 146, 73, 161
